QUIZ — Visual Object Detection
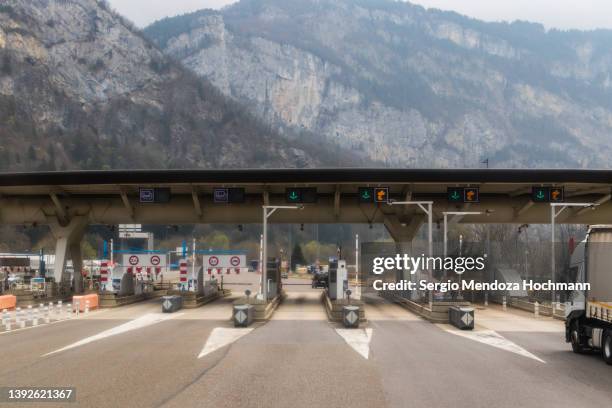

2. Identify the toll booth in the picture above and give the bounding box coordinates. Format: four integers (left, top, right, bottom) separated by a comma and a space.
266, 258, 281, 300
328, 260, 348, 300
110, 265, 135, 296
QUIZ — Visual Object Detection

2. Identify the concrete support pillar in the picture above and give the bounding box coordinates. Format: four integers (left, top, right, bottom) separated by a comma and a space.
69, 241, 83, 294
49, 216, 88, 293
384, 214, 426, 301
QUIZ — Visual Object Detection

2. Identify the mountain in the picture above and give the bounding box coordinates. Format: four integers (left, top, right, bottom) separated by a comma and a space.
145, 0, 612, 168
0, 0, 361, 171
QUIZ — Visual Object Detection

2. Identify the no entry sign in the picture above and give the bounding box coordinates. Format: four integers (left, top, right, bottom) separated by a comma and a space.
122, 253, 167, 268
203, 254, 246, 270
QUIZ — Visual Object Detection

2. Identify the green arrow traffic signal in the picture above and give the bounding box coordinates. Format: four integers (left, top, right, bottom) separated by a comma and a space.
532, 187, 550, 202
289, 191, 299, 200
451, 191, 460, 200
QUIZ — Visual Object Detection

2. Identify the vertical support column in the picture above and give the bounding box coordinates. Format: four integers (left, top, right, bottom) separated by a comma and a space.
49, 216, 88, 291
70, 241, 83, 294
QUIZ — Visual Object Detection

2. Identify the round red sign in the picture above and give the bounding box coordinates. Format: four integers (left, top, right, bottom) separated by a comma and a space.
209, 256, 219, 266
150, 255, 161, 266
129, 255, 139, 265
230, 256, 241, 266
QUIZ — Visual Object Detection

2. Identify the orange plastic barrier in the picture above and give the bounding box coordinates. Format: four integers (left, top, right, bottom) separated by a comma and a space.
0, 295, 17, 311
72, 294, 99, 312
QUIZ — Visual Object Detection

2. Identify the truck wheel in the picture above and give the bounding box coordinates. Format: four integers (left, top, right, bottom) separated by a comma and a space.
603, 331, 612, 365
570, 321, 586, 354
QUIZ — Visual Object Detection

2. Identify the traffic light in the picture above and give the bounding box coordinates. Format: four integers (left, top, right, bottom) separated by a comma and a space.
214, 188, 245, 203
447, 188, 463, 203
358, 187, 374, 203
532, 187, 549, 203
464, 188, 479, 203
285, 188, 317, 204
550, 187, 564, 202
286, 188, 301, 203
374, 187, 389, 203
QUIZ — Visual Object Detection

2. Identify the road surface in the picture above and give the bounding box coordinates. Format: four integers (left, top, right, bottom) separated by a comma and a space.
0, 280, 610, 407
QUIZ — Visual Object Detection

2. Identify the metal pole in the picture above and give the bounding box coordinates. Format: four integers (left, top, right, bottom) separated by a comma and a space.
110, 239, 114, 266
192, 237, 196, 282
262, 207, 267, 300
551, 205, 556, 311
443, 214, 448, 258
355, 233, 360, 299
427, 203, 433, 307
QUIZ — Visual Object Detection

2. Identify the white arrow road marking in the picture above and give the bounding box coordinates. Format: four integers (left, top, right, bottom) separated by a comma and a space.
443, 328, 545, 363
43, 313, 183, 356
335, 328, 373, 360
198, 327, 253, 359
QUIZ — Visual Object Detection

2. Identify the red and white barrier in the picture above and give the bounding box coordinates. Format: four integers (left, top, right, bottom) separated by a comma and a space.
207, 267, 242, 275
179, 259, 188, 284
99, 260, 109, 291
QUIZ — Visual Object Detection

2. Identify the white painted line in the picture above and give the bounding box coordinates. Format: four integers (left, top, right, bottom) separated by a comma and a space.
43, 313, 183, 356
442, 327, 545, 363
198, 327, 253, 359
335, 328, 373, 360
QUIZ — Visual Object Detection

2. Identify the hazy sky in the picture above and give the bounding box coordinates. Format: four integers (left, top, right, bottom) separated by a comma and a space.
107, 0, 612, 30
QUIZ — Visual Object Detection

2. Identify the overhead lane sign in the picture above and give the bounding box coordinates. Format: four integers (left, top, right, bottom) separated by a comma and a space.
358, 187, 389, 203
531, 187, 564, 203
447, 187, 479, 203
285, 188, 317, 204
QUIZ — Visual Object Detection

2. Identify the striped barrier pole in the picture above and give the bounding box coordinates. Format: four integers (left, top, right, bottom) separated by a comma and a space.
179, 259, 188, 291
74, 300, 80, 318
45, 304, 50, 324
502, 296, 507, 311
85, 300, 90, 315
100, 260, 109, 292
58, 300, 63, 320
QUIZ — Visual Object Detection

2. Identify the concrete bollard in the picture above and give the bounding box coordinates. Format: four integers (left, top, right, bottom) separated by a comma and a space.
65, 303, 72, 319
74, 300, 80, 318
45, 304, 50, 324
2, 309, 9, 331
58, 300, 63, 320
49, 302, 54, 321
33, 305, 39, 326
534, 301, 539, 317
27, 305, 33, 326
17, 308, 25, 329
484, 293, 489, 307
4, 310, 11, 331
85, 300, 90, 315
502, 296, 507, 311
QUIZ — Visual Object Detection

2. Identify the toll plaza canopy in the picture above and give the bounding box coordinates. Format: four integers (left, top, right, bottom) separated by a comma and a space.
1, 168, 612, 231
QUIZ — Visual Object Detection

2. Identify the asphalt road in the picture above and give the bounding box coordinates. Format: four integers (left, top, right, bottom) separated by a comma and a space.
0, 283, 610, 408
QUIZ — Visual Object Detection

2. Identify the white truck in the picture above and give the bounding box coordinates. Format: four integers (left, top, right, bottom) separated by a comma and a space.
565, 225, 612, 365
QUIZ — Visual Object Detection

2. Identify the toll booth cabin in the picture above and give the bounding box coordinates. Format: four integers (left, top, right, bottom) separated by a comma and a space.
266, 258, 282, 300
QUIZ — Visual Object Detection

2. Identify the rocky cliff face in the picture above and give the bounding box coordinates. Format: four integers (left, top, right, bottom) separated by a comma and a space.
0, 0, 359, 171
146, 0, 612, 168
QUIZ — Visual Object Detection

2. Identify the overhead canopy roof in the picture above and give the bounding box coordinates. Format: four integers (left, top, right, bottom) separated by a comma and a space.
0, 169, 610, 197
